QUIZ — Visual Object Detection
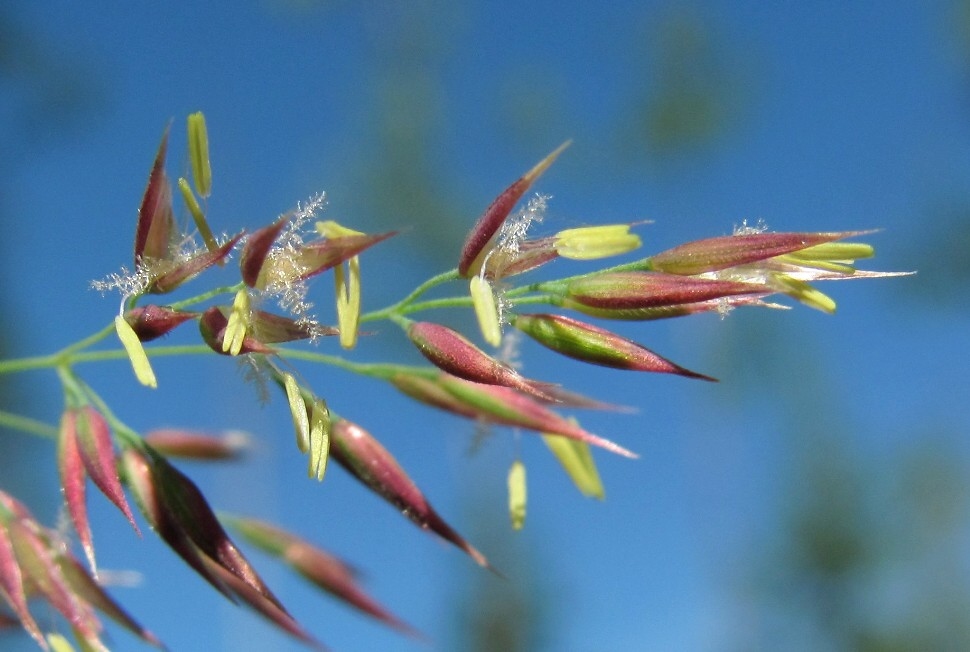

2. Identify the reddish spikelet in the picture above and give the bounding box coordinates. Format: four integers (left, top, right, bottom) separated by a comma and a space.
74, 407, 140, 535
57, 555, 162, 647
143, 429, 248, 461
198, 307, 277, 355
249, 310, 337, 343
229, 517, 419, 637
288, 542, 418, 637
287, 231, 397, 283
407, 321, 596, 404
436, 375, 638, 458
120, 443, 285, 612
57, 407, 140, 573
0, 502, 45, 647
240, 217, 289, 288
512, 313, 715, 380
330, 419, 492, 569
57, 409, 94, 570
483, 237, 559, 279
124, 305, 197, 341
134, 127, 175, 264
408, 321, 523, 386
120, 446, 234, 600
647, 231, 864, 276
4, 513, 103, 646
458, 142, 570, 277
554, 293, 774, 321
148, 232, 243, 294
201, 556, 325, 650
390, 372, 482, 419
198, 305, 334, 355
565, 271, 768, 310
245, 223, 396, 291
393, 370, 637, 458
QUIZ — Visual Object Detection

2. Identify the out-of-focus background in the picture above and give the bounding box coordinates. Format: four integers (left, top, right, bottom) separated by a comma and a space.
2, 2, 969, 650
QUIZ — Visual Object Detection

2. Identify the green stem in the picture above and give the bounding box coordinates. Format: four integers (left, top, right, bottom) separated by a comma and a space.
70, 345, 214, 365
0, 283, 244, 377
0, 352, 60, 375
0, 258, 567, 381
57, 323, 117, 358
0, 410, 58, 439
0, 344, 216, 375
272, 347, 434, 381
394, 295, 474, 315
0, 321, 122, 374
389, 291, 559, 315
167, 282, 245, 310
361, 268, 460, 323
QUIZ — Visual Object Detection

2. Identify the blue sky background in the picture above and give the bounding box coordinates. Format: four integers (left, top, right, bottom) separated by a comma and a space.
3, 2, 970, 651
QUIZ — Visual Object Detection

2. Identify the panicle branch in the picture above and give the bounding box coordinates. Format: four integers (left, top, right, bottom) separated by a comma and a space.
0, 114, 908, 650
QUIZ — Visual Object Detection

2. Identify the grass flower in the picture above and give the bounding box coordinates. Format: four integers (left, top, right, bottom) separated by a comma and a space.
458, 142, 570, 276
511, 313, 715, 380
57, 407, 139, 572
392, 371, 638, 458
562, 271, 770, 311
0, 491, 160, 650
142, 429, 249, 461
119, 443, 285, 614
0, 115, 909, 650
226, 517, 419, 637
123, 305, 197, 341
330, 418, 492, 569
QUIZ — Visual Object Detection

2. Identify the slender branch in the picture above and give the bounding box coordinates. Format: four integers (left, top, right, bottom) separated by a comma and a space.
0, 353, 60, 375
70, 375, 142, 445
361, 268, 460, 323
0, 410, 58, 439
70, 345, 215, 365
395, 295, 475, 316
167, 282, 245, 310
57, 323, 117, 358
0, 283, 244, 376
273, 347, 435, 381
